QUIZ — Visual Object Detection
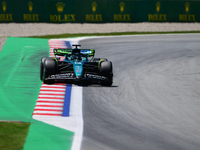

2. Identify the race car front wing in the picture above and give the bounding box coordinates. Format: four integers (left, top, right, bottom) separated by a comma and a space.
46, 73, 108, 81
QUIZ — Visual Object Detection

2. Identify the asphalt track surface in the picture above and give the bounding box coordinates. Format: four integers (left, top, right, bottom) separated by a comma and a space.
79, 34, 200, 150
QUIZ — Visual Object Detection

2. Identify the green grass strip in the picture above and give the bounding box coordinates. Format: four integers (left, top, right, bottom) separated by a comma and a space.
29, 31, 200, 39
0, 122, 30, 150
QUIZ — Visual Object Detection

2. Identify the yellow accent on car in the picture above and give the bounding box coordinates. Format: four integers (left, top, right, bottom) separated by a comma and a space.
52, 57, 58, 66
98, 59, 105, 69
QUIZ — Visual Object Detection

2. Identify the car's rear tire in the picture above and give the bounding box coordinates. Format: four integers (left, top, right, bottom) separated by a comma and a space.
100, 61, 113, 86
92, 58, 108, 62
42, 59, 57, 84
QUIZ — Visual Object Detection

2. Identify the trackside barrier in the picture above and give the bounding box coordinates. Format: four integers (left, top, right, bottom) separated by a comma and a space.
0, 0, 199, 23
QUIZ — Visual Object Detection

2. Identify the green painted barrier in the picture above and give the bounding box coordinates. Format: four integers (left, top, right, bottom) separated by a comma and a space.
0, 0, 199, 23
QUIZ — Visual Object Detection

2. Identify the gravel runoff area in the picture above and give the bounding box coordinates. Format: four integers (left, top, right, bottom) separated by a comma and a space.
0, 22, 200, 51
0, 23, 200, 37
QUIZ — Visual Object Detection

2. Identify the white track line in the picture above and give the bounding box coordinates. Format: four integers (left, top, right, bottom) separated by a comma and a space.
33, 111, 63, 114
34, 106, 63, 110
35, 103, 64, 106
70, 86, 83, 150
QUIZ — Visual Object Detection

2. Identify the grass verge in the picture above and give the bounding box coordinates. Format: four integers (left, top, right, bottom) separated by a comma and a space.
29, 31, 200, 39
0, 122, 30, 150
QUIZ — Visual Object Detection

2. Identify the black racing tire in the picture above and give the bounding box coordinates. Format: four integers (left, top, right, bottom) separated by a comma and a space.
41, 57, 52, 64
42, 59, 57, 84
44, 59, 57, 75
100, 61, 113, 86
40, 57, 53, 81
93, 58, 108, 62
40, 62, 43, 80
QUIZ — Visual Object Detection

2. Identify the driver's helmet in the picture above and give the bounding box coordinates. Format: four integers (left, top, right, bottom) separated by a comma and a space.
71, 54, 82, 61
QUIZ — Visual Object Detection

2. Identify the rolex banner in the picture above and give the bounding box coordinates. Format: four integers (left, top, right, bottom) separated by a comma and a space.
0, 0, 199, 23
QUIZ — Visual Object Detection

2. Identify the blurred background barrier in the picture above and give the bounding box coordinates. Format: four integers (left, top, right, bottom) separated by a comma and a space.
0, 0, 199, 23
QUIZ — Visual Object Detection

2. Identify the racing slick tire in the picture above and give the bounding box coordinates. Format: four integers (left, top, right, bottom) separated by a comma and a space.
42, 59, 57, 84
40, 57, 53, 80
100, 61, 113, 86
93, 58, 108, 62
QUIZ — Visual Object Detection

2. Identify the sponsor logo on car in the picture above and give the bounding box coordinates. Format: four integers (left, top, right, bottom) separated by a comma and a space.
86, 74, 106, 80
50, 73, 74, 78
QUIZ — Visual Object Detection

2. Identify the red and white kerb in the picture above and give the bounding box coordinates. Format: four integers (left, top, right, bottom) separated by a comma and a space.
33, 83, 66, 116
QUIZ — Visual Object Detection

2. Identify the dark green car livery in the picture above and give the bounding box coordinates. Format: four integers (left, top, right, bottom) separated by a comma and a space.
40, 45, 113, 86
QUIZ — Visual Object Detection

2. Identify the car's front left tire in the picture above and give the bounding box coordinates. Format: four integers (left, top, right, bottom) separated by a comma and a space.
42, 58, 57, 84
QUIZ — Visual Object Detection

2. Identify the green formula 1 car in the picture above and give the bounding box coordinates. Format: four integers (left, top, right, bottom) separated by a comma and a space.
40, 45, 113, 86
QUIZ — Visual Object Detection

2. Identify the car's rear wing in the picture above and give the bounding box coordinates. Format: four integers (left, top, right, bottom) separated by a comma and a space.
53, 49, 95, 57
